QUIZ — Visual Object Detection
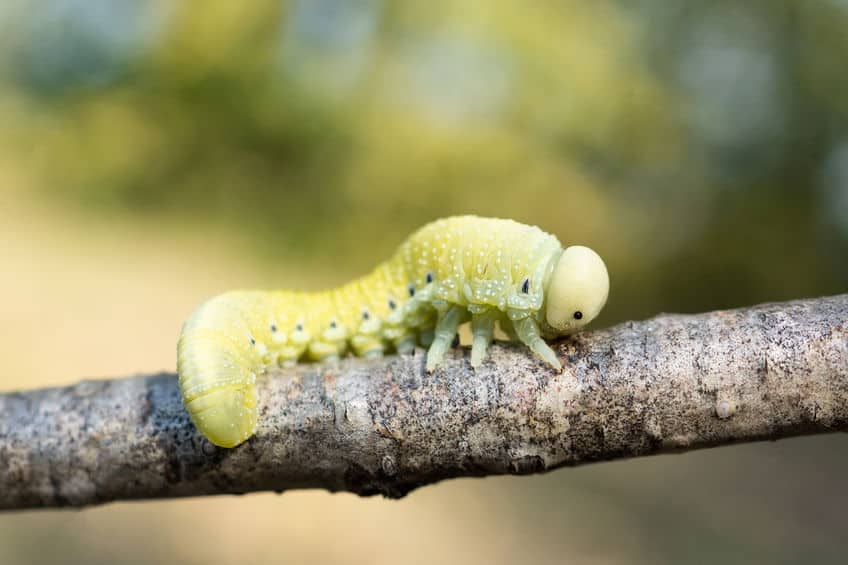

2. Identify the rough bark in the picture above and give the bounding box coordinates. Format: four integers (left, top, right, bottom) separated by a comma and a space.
1, 295, 846, 510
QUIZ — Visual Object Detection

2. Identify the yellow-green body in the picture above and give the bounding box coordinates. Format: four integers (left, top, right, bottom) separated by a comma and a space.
178, 216, 609, 447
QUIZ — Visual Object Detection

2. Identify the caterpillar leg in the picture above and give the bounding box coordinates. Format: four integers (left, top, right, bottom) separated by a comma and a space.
418, 327, 435, 347
513, 317, 562, 371
426, 305, 466, 372
383, 309, 417, 354
498, 317, 519, 341
470, 309, 497, 367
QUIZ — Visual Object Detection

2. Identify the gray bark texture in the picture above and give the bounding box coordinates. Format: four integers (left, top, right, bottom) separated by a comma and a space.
1, 295, 846, 510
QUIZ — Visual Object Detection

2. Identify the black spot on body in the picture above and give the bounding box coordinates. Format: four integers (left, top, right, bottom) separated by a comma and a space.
270, 324, 277, 332
426, 271, 434, 283
408, 284, 415, 297
521, 278, 530, 293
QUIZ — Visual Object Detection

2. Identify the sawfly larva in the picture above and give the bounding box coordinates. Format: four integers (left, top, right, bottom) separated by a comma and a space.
177, 215, 609, 447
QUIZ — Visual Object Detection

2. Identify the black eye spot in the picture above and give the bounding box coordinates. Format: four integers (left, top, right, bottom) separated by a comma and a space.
388, 299, 397, 310
330, 320, 338, 329
362, 311, 370, 320
521, 278, 530, 293
249, 337, 256, 346
425, 271, 434, 284
270, 324, 277, 333
408, 284, 415, 297
296, 323, 304, 331
573, 311, 583, 320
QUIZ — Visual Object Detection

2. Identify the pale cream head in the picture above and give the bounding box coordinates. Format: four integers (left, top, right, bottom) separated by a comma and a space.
545, 245, 609, 334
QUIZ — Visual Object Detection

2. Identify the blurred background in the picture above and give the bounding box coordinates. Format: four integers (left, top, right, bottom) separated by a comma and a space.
1, 0, 847, 563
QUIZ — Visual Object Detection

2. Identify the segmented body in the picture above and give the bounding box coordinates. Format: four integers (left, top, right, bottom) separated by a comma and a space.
178, 216, 564, 447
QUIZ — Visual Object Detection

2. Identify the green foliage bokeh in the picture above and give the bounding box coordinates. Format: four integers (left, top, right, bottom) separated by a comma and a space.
3, 0, 846, 324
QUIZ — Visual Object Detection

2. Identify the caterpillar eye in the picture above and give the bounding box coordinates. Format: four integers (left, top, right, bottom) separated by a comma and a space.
425, 271, 434, 284
270, 324, 277, 332
521, 278, 530, 294
388, 298, 397, 310
249, 337, 256, 346
330, 320, 338, 329
362, 311, 370, 320
573, 311, 583, 320
408, 284, 415, 297
295, 323, 304, 332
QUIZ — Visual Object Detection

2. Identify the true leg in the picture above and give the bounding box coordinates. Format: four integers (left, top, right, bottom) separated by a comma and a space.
498, 316, 519, 341
512, 316, 562, 370
426, 305, 466, 371
418, 327, 435, 347
470, 309, 497, 367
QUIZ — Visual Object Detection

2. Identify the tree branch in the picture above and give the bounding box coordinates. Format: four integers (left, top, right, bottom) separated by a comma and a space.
1, 295, 846, 510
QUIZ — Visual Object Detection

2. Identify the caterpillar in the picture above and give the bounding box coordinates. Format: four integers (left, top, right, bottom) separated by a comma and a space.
177, 216, 609, 447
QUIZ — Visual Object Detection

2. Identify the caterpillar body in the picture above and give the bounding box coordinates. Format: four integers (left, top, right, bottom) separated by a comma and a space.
177, 216, 609, 447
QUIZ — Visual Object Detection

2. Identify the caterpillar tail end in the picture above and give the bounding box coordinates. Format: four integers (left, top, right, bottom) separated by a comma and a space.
184, 385, 258, 448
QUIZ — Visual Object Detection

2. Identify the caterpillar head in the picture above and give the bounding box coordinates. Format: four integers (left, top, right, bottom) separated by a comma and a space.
545, 246, 609, 334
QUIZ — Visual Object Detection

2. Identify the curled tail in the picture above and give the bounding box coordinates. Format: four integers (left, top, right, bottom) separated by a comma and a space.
177, 292, 260, 448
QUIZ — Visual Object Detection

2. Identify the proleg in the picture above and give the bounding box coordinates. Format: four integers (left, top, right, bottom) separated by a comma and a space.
177, 215, 609, 447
